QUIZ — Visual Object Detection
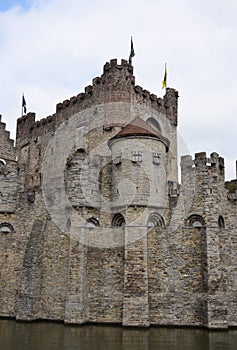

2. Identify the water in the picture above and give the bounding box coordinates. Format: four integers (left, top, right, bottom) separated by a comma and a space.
0, 319, 237, 350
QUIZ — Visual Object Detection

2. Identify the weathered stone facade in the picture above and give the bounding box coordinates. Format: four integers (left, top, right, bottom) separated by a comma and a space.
0, 58, 236, 328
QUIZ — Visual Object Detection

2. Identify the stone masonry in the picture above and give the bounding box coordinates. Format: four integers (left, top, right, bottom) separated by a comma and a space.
0, 58, 236, 329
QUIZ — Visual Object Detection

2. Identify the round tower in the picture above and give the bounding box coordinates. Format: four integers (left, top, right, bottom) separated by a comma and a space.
108, 116, 170, 212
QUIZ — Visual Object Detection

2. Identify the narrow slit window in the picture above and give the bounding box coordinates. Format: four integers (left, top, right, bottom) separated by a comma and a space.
132, 151, 142, 162
153, 152, 160, 164
114, 155, 122, 165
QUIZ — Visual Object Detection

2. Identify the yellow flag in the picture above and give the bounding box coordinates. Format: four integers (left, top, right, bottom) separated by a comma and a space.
162, 63, 167, 89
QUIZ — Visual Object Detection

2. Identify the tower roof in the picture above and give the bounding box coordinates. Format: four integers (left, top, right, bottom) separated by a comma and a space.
108, 116, 170, 151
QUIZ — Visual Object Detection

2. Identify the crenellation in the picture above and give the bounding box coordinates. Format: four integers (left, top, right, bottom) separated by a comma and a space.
164, 88, 179, 125
63, 99, 70, 107
0, 121, 6, 130
157, 97, 163, 106
194, 152, 207, 165
84, 85, 93, 96
0, 115, 16, 162
56, 102, 63, 112
193, 152, 225, 179
134, 85, 143, 94
70, 96, 77, 105
92, 76, 101, 85
149, 93, 157, 102
142, 89, 150, 99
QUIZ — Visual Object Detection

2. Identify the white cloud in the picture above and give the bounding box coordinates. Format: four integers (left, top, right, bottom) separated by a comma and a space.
0, 0, 236, 179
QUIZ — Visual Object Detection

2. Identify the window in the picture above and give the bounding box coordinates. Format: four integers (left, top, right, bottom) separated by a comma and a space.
113, 155, 122, 165
147, 213, 165, 227
86, 217, 100, 228
0, 223, 14, 234
146, 117, 162, 132
0, 159, 7, 175
77, 148, 85, 160
66, 218, 71, 230
132, 151, 142, 162
153, 152, 160, 164
187, 214, 205, 228
218, 215, 225, 228
111, 213, 126, 227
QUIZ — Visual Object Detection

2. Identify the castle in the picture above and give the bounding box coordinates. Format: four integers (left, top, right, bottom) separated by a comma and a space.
0, 58, 237, 329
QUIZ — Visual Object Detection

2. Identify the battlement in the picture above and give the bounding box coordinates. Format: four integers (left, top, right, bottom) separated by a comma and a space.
194, 152, 224, 170
0, 114, 15, 146
181, 151, 226, 193
16, 59, 179, 144
181, 152, 224, 169
55, 58, 178, 123
102, 58, 134, 75
0, 114, 15, 161
56, 58, 135, 114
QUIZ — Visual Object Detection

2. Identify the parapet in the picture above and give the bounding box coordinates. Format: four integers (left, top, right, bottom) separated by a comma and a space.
55, 58, 178, 124
181, 152, 225, 179
194, 152, 224, 171
56, 58, 135, 114
15, 58, 179, 143
0, 114, 14, 147
0, 114, 15, 160
102, 58, 134, 75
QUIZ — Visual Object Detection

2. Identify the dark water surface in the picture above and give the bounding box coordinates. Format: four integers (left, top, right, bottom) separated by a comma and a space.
0, 319, 237, 350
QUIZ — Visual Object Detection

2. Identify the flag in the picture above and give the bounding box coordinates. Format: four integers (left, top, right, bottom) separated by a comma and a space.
22, 94, 27, 114
162, 63, 167, 89
129, 37, 135, 64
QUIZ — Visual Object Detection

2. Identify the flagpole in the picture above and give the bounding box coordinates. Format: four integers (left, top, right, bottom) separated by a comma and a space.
129, 36, 135, 65
21, 93, 24, 117
165, 63, 167, 93
162, 63, 167, 91
22, 93, 27, 117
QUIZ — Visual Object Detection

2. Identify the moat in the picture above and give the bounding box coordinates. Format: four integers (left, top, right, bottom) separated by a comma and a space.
1, 319, 237, 350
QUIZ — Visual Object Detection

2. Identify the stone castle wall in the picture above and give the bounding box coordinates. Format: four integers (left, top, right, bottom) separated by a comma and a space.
0, 59, 236, 328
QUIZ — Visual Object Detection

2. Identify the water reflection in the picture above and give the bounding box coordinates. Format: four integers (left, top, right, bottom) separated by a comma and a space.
0, 320, 236, 350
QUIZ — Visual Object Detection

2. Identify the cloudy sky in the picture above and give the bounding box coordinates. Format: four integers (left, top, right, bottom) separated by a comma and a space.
0, 0, 236, 179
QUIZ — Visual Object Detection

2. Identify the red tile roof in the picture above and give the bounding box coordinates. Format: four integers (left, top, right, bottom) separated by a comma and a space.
109, 116, 170, 151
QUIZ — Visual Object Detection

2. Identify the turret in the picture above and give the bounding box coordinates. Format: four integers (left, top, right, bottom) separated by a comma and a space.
108, 116, 170, 210
181, 152, 226, 227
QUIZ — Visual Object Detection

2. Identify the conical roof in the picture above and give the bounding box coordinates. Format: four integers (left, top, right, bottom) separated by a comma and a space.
108, 116, 170, 151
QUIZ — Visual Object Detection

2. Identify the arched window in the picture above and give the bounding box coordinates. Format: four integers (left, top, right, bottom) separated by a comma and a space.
0, 222, 14, 234
86, 217, 100, 228
66, 218, 71, 230
111, 213, 126, 227
187, 214, 205, 228
218, 215, 225, 228
0, 159, 7, 175
146, 117, 162, 132
147, 212, 165, 228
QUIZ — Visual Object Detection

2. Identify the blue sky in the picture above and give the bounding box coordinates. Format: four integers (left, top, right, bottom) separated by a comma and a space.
0, 0, 32, 11
0, 0, 236, 180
